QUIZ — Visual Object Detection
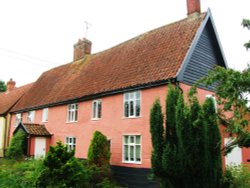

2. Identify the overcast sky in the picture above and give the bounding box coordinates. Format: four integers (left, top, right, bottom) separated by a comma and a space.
0, 0, 249, 87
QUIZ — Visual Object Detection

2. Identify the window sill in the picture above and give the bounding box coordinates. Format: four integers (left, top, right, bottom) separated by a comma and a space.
66, 121, 78, 124
122, 161, 142, 165
91, 118, 101, 121
122, 116, 142, 119
42, 121, 48, 123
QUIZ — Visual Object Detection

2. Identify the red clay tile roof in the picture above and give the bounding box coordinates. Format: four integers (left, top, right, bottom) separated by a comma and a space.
12, 13, 206, 112
0, 83, 33, 115
21, 123, 51, 136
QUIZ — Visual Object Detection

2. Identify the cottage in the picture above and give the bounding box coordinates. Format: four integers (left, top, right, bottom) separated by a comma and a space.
8, 0, 250, 186
0, 79, 32, 157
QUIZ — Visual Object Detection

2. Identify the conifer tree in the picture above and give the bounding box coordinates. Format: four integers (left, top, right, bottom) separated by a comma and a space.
150, 98, 164, 177
165, 85, 178, 144
188, 96, 208, 188
203, 98, 222, 188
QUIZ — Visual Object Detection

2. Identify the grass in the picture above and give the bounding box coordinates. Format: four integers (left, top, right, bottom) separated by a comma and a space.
0, 158, 44, 188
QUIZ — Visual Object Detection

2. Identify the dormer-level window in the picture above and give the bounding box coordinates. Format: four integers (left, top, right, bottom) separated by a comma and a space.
92, 100, 102, 120
27, 111, 35, 123
15, 113, 22, 127
124, 91, 141, 118
67, 103, 78, 122
42, 108, 48, 122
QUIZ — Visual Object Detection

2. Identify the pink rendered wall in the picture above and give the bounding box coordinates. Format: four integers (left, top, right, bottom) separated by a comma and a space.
9, 83, 250, 168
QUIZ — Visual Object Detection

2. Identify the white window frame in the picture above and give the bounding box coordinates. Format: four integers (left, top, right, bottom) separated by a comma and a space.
92, 99, 102, 120
15, 113, 22, 127
206, 94, 217, 112
42, 108, 49, 122
122, 135, 142, 164
66, 137, 76, 152
124, 91, 141, 118
27, 111, 35, 123
67, 103, 78, 123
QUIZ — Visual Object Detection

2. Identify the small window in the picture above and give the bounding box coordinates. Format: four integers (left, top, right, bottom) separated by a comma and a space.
124, 91, 141, 118
206, 94, 217, 112
67, 103, 78, 122
66, 137, 76, 152
42, 108, 48, 122
92, 100, 102, 119
27, 111, 35, 123
15, 113, 22, 127
123, 135, 141, 164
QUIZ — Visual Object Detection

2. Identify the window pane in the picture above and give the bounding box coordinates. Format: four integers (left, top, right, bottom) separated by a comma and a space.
75, 109, 78, 121
136, 136, 140, 144
125, 93, 129, 101
124, 136, 128, 144
129, 92, 134, 99
130, 146, 134, 161
130, 101, 134, 116
98, 101, 102, 118
136, 146, 141, 162
135, 91, 140, 99
124, 101, 129, 117
135, 100, 140, 117
124, 145, 128, 160
130, 136, 134, 143
93, 101, 97, 118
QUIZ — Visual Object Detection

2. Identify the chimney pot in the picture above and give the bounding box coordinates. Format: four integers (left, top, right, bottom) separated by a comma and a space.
73, 38, 92, 61
7, 78, 16, 92
187, 0, 201, 16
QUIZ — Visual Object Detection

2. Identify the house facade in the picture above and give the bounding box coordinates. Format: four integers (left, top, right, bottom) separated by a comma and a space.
0, 79, 32, 157
8, 0, 250, 186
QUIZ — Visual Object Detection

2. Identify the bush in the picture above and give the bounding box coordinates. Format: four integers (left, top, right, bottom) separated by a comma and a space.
6, 131, 26, 160
0, 159, 44, 188
221, 165, 250, 188
88, 131, 110, 167
87, 131, 113, 187
36, 142, 88, 187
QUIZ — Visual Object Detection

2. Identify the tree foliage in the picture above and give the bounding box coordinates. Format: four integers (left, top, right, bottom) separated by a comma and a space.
242, 19, 250, 50
0, 80, 6, 92
197, 66, 250, 153
87, 131, 113, 187
36, 141, 88, 188
6, 131, 26, 160
88, 131, 111, 167
203, 98, 222, 188
150, 85, 222, 187
150, 98, 164, 177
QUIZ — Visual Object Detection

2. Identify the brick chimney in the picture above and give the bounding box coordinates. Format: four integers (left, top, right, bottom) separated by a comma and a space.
187, 0, 201, 16
7, 78, 16, 92
73, 38, 92, 61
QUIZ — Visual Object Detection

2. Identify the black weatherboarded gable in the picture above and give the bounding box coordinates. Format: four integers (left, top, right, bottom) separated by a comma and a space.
177, 10, 227, 90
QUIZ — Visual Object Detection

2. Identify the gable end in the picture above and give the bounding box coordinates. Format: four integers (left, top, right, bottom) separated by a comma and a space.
177, 12, 227, 90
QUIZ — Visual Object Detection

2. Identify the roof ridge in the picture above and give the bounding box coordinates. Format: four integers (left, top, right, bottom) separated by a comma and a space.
93, 12, 207, 57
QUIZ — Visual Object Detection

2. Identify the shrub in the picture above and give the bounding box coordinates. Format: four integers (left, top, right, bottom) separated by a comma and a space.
221, 165, 250, 188
87, 131, 113, 187
0, 159, 44, 188
6, 131, 26, 160
36, 141, 88, 188
88, 131, 110, 167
